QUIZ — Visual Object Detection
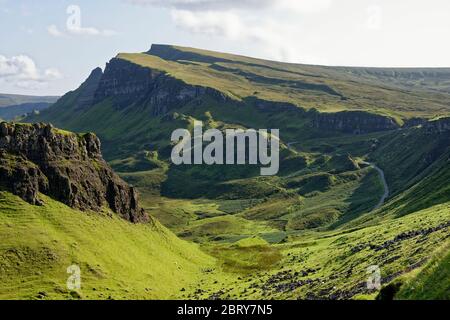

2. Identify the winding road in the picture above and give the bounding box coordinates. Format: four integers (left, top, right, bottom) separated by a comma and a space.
360, 161, 389, 210
286, 142, 389, 211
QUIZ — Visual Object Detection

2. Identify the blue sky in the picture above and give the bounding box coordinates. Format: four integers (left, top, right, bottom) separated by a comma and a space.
1, 0, 450, 96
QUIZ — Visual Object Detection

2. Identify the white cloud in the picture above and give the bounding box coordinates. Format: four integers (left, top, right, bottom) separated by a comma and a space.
44, 68, 63, 80
47, 24, 64, 37
128, 0, 333, 64
68, 26, 118, 36
0, 55, 62, 89
47, 5, 118, 38
47, 24, 118, 37
127, 0, 332, 13
274, 0, 332, 13
169, 8, 329, 63
0, 55, 39, 80
171, 10, 242, 39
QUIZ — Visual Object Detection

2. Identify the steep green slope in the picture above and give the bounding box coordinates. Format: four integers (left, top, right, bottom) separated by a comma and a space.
147, 200, 449, 300
395, 243, 450, 300
0, 191, 214, 300
1, 190, 448, 300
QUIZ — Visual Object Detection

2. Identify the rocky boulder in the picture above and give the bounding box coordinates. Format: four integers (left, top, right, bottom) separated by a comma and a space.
0, 122, 149, 223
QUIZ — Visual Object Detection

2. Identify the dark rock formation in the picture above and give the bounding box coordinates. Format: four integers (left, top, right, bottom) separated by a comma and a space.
311, 110, 400, 134
0, 122, 149, 223
424, 117, 450, 133
249, 97, 303, 113
403, 117, 427, 128
75, 67, 103, 111
93, 58, 230, 115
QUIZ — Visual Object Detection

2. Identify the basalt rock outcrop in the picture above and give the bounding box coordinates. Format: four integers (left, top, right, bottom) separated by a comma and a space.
93, 57, 230, 115
311, 110, 400, 134
424, 117, 450, 133
0, 122, 148, 223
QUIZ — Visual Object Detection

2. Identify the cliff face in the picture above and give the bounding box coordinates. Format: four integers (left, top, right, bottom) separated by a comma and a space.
424, 117, 450, 133
28, 53, 410, 137
311, 111, 400, 134
0, 122, 148, 223
93, 58, 229, 115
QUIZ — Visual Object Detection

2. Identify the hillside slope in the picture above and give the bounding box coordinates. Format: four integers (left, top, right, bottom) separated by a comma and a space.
0, 122, 215, 299
20, 45, 450, 299
0, 118, 445, 300
26, 44, 450, 229
395, 243, 450, 300
0, 191, 213, 299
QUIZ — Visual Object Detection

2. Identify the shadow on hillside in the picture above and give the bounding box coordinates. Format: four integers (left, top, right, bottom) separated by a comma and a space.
329, 170, 382, 229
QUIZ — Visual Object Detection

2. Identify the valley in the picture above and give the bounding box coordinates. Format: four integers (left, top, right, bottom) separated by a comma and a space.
1, 45, 449, 300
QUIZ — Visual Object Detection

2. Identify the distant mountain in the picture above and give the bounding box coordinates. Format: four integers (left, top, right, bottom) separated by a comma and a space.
0, 93, 59, 107
0, 93, 59, 120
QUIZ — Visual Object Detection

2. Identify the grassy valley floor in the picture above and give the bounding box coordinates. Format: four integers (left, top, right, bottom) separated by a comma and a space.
1, 185, 449, 300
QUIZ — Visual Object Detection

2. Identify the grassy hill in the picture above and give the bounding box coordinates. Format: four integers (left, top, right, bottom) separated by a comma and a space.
0, 192, 214, 299
1, 188, 448, 300
19, 44, 450, 299
395, 242, 450, 300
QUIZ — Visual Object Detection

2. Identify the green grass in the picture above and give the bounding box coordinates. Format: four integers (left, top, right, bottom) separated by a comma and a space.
18, 44, 450, 300
0, 191, 214, 300
1, 190, 448, 300
395, 242, 450, 300
176, 201, 450, 300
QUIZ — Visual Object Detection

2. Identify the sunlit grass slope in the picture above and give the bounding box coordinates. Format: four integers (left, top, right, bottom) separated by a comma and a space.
0, 191, 214, 300
185, 202, 449, 300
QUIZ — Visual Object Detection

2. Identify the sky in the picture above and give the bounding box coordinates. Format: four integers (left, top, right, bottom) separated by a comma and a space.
1, 0, 449, 96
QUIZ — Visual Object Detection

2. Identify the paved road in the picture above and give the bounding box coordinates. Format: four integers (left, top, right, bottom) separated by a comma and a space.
360, 161, 389, 210
286, 142, 389, 211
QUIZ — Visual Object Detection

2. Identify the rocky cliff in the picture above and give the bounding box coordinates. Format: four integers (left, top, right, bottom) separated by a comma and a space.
93, 58, 230, 115
0, 122, 148, 223
311, 110, 400, 134
424, 117, 450, 133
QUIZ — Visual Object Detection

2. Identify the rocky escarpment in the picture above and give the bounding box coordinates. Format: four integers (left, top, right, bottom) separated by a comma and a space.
0, 122, 148, 223
311, 110, 400, 134
93, 58, 230, 115
424, 117, 450, 133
